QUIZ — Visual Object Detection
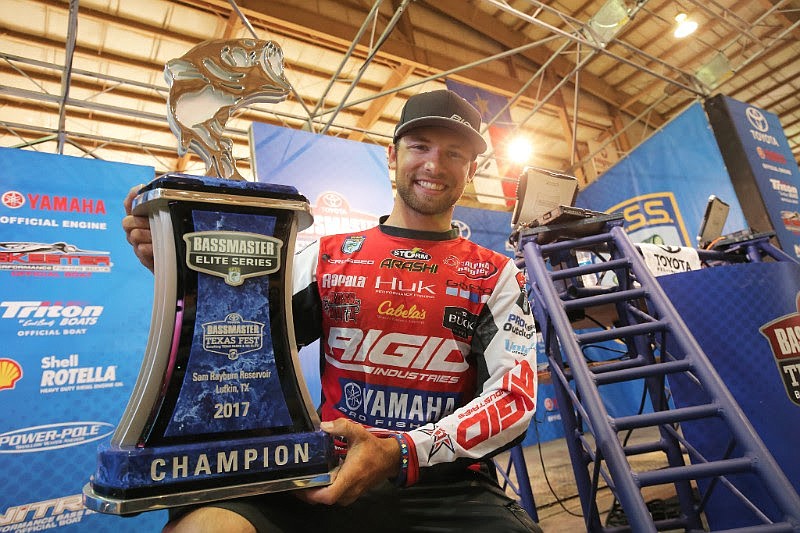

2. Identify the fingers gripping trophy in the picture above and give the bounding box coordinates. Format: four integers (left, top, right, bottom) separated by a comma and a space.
83, 39, 336, 515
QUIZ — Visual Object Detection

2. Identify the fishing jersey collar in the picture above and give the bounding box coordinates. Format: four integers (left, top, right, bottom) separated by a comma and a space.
378, 215, 460, 241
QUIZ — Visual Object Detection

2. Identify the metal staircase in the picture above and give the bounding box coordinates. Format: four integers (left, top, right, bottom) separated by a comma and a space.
515, 215, 800, 532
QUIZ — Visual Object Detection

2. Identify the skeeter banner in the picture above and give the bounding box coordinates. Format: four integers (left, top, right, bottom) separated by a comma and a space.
250, 123, 394, 405
576, 102, 747, 248
0, 147, 165, 531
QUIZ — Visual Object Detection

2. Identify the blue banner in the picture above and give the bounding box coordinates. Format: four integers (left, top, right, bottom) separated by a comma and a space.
250, 123, 395, 406
709, 95, 800, 255
0, 148, 165, 530
577, 103, 747, 246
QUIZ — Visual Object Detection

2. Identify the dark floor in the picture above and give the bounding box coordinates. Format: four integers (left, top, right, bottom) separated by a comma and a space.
494, 427, 688, 532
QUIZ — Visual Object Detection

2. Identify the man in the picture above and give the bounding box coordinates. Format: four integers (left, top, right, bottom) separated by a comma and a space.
123, 89, 540, 532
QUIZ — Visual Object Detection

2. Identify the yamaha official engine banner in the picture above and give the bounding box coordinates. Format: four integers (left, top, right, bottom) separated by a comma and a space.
0, 147, 166, 531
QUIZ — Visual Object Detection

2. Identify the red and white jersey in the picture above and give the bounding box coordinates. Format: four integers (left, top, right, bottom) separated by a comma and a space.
292, 222, 537, 474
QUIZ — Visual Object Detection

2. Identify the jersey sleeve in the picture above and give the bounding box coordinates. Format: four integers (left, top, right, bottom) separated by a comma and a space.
402, 259, 537, 483
291, 240, 322, 347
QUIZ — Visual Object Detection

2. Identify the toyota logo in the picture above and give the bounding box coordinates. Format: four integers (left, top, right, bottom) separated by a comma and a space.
322, 192, 344, 208
452, 219, 470, 239
746, 107, 769, 133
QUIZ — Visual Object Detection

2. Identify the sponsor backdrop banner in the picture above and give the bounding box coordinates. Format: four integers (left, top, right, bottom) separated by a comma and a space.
0, 147, 165, 530
705, 94, 800, 256
250, 123, 394, 405
658, 262, 800, 529
576, 102, 747, 249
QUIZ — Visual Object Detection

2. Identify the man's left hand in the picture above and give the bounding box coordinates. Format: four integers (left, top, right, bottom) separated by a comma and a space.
297, 419, 401, 506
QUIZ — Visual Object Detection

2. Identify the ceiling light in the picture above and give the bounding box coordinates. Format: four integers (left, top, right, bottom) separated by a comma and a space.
507, 136, 533, 165
674, 13, 698, 38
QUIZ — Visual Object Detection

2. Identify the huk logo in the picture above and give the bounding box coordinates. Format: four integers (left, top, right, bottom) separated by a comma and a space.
759, 292, 800, 406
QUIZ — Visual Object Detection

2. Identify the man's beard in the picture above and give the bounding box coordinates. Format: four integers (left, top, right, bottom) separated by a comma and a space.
395, 175, 460, 216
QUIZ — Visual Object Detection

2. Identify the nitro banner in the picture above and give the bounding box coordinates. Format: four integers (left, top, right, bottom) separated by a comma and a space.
0, 148, 165, 530
705, 94, 800, 257
577, 103, 747, 248
250, 124, 394, 405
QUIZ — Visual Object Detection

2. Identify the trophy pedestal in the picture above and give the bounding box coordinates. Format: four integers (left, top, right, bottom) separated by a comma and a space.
84, 174, 335, 515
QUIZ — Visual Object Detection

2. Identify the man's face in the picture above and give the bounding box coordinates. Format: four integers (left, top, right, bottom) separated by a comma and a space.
390, 126, 478, 217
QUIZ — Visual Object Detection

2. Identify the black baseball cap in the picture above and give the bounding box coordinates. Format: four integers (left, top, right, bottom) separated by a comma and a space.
393, 90, 487, 155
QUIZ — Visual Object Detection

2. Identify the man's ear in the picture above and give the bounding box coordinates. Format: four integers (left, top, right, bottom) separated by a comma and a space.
466, 159, 478, 183
388, 143, 397, 170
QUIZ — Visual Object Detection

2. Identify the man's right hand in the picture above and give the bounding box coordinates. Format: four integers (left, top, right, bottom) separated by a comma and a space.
122, 184, 155, 272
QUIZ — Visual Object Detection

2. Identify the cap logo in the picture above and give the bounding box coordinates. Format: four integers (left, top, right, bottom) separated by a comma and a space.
450, 114, 473, 128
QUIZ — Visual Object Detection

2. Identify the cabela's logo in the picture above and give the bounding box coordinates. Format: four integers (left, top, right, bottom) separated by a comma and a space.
759, 292, 800, 406
202, 313, 264, 360
183, 231, 282, 286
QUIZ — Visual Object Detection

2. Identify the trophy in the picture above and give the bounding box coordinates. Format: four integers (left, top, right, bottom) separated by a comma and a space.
83, 39, 335, 515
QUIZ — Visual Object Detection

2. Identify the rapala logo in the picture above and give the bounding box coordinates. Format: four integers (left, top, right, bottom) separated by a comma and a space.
759, 292, 800, 405
0, 421, 114, 453
326, 327, 469, 376
321, 273, 366, 288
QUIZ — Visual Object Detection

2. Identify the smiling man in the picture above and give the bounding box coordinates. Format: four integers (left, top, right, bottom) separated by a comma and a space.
124, 90, 541, 533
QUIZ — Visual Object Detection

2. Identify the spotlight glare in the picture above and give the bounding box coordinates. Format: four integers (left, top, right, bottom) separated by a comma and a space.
507, 136, 532, 165
674, 13, 698, 38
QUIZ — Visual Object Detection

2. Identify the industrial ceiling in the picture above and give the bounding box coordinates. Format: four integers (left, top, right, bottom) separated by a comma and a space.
2, 0, 799, 208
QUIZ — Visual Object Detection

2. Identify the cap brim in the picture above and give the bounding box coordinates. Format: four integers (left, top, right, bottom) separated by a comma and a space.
394, 117, 487, 155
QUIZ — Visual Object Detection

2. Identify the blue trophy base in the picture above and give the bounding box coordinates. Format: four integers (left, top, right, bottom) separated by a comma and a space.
83, 430, 335, 515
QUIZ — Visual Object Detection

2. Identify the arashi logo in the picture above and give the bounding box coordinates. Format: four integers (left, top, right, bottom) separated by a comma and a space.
0, 421, 114, 453
0, 358, 23, 391
759, 292, 800, 406
1, 191, 25, 209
